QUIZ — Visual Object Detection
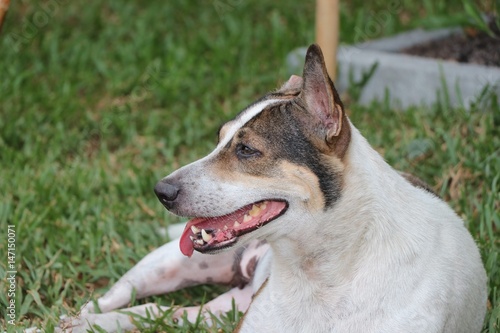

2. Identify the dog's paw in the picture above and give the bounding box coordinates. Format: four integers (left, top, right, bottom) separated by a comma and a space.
56, 312, 136, 333
79, 301, 95, 315
57, 314, 93, 333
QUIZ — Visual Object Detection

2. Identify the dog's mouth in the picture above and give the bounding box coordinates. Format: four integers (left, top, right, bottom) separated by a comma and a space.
179, 200, 288, 257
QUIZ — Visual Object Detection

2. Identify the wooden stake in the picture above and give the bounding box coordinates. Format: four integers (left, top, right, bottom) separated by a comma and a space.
0, 0, 10, 33
315, 0, 339, 80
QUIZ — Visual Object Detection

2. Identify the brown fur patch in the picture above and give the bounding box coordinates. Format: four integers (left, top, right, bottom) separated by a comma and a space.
278, 161, 325, 211
399, 172, 438, 196
233, 278, 269, 333
230, 247, 252, 289
331, 115, 351, 160
245, 256, 259, 278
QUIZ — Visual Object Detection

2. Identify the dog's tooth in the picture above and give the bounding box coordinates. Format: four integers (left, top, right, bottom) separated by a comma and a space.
194, 239, 204, 246
260, 202, 267, 210
243, 214, 252, 223
201, 229, 212, 242
223, 225, 228, 230
191, 225, 200, 234
189, 236, 195, 241
249, 205, 261, 217
233, 221, 240, 228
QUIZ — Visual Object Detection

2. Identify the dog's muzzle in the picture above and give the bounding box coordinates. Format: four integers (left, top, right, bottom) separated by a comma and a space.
154, 181, 180, 210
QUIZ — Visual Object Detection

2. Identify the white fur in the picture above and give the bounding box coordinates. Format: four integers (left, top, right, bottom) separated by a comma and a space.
215, 98, 282, 150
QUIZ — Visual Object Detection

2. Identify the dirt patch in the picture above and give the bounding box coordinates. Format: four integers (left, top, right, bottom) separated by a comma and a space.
403, 20, 500, 67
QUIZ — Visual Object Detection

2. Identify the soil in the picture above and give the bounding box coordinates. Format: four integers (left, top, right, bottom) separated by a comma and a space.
403, 20, 500, 67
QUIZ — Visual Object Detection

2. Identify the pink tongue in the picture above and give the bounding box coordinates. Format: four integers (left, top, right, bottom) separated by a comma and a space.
179, 218, 203, 257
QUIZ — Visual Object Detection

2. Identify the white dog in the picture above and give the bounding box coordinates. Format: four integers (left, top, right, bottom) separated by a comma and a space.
59, 44, 487, 333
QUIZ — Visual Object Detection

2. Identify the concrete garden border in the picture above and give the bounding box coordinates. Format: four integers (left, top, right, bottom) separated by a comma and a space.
287, 28, 500, 108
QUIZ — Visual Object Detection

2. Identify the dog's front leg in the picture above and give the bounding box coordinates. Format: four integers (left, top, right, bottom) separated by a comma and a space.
172, 284, 254, 325
58, 303, 169, 333
81, 238, 242, 314
58, 285, 254, 333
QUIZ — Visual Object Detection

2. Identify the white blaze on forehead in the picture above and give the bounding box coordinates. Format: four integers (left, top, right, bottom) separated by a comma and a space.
214, 98, 282, 152
184, 98, 282, 168
163, 98, 285, 186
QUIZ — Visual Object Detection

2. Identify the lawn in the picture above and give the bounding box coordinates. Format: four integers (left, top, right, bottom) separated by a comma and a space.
0, 1, 498, 332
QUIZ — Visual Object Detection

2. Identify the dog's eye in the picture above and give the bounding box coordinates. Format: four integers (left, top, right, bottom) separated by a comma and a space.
236, 144, 260, 159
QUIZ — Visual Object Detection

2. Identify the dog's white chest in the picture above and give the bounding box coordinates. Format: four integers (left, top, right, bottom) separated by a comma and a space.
239, 280, 435, 333
239, 277, 343, 332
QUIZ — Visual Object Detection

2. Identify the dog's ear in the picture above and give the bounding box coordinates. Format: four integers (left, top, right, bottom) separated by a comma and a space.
280, 75, 303, 92
301, 44, 345, 145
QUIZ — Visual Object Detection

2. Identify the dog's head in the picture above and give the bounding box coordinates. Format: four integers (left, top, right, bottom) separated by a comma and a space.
155, 44, 351, 257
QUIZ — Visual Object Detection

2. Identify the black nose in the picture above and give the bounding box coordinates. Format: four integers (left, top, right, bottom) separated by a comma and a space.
154, 181, 180, 209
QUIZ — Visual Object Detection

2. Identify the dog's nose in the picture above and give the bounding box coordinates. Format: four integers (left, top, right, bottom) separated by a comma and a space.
154, 181, 180, 209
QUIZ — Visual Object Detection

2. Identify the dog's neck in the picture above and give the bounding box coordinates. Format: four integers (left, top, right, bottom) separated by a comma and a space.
266, 124, 419, 303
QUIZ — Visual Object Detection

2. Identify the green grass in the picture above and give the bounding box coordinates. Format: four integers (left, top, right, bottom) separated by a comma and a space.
0, 0, 498, 332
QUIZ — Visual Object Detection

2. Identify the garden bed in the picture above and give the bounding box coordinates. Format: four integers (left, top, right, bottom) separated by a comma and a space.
288, 27, 500, 108
403, 26, 500, 67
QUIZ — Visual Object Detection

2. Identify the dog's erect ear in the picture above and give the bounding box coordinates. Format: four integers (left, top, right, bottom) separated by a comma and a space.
301, 44, 345, 143
280, 74, 303, 91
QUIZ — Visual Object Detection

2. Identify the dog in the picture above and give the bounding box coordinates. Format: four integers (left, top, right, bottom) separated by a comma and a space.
59, 44, 487, 333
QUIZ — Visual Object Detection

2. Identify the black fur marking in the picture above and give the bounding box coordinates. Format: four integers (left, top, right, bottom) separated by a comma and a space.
230, 246, 251, 288
246, 102, 342, 209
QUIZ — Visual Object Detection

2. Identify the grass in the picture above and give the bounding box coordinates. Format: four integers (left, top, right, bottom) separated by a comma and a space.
0, 0, 498, 332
